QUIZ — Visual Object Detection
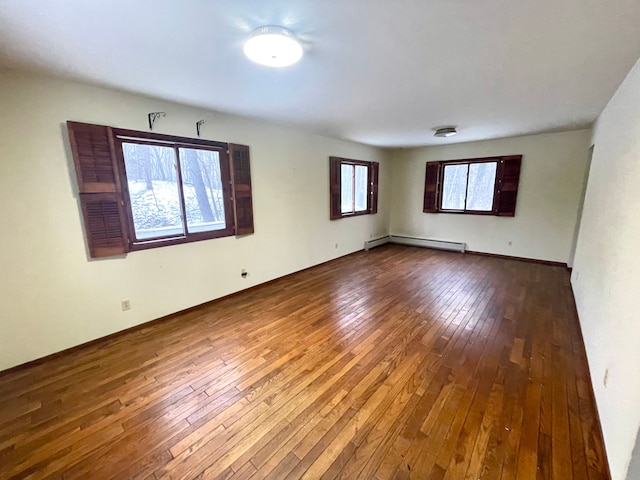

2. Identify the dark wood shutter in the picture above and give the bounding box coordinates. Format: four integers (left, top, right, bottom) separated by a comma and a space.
329, 157, 342, 220
369, 162, 379, 214
79, 193, 129, 258
423, 161, 442, 213
67, 121, 128, 258
68, 122, 120, 193
229, 143, 254, 235
494, 155, 522, 217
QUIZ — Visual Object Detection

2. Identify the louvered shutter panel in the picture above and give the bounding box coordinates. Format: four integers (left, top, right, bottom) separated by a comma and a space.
229, 143, 254, 235
494, 155, 522, 217
67, 121, 128, 258
423, 161, 442, 213
80, 193, 128, 258
329, 157, 342, 220
369, 162, 379, 214
67, 122, 121, 193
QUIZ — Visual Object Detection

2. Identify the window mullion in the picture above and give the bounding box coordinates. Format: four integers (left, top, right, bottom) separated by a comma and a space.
352, 165, 356, 213
463, 163, 471, 211
174, 146, 189, 237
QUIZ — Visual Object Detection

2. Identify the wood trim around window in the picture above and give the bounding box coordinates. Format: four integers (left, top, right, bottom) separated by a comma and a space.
112, 136, 236, 251
329, 156, 379, 220
423, 155, 522, 217
67, 121, 255, 258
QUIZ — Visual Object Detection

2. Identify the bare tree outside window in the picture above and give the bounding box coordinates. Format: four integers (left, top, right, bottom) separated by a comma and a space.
341, 164, 354, 213
122, 143, 185, 239
467, 162, 497, 211
423, 156, 522, 217
354, 165, 368, 211
122, 143, 228, 241
67, 121, 253, 257
441, 161, 497, 211
442, 164, 468, 210
178, 148, 226, 233
329, 156, 379, 220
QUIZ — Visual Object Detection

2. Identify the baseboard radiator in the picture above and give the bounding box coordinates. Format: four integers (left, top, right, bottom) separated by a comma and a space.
390, 235, 466, 252
364, 235, 391, 250
364, 235, 466, 253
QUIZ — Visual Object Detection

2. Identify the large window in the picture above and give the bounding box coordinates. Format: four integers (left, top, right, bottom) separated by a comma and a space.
118, 140, 232, 242
330, 157, 379, 220
440, 161, 497, 212
68, 122, 254, 258
424, 156, 522, 216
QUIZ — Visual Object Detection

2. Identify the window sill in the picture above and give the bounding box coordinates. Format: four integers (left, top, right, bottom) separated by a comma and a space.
129, 228, 235, 251
333, 210, 373, 220
438, 209, 496, 216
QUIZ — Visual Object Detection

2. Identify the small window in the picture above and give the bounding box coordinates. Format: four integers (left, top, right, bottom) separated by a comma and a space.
330, 157, 379, 220
67, 121, 254, 258
340, 163, 369, 214
424, 156, 522, 216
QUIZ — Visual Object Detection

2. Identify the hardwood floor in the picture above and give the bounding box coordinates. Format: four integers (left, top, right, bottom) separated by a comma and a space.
0, 245, 609, 479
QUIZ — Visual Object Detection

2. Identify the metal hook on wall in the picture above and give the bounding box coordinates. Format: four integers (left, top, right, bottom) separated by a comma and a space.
148, 112, 166, 131
196, 119, 205, 137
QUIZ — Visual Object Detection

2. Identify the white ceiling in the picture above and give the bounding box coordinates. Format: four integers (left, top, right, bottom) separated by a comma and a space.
2, 0, 640, 147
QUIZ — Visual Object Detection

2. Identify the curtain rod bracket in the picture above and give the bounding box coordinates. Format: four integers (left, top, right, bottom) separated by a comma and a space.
196, 119, 205, 137
148, 112, 166, 131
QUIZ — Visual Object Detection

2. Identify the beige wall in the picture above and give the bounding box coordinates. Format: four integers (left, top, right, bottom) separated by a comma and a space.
0, 69, 391, 371
4, 64, 637, 479
389, 130, 592, 264
572, 56, 640, 480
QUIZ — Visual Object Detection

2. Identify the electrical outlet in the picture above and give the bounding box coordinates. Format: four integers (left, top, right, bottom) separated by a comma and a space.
603, 368, 609, 388
335, 243, 339, 249
508, 240, 513, 246
121, 299, 131, 311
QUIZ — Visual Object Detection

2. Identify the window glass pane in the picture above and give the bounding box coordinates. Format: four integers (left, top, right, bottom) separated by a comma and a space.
354, 165, 368, 212
467, 162, 497, 211
441, 164, 468, 210
178, 148, 226, 233
122, 142, 184, 240
341, 164, 354, 213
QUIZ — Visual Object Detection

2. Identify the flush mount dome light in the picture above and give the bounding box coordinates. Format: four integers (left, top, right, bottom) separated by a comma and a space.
244, 25, 303, 67
434, 127, 458, 138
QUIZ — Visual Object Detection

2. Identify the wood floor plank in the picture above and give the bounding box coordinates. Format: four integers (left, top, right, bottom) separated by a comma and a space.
0, 246, 610, 480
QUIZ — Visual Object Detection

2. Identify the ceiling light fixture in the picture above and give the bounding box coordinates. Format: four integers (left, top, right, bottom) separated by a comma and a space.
434, 127, 458, 138
244, 25, 303, 68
